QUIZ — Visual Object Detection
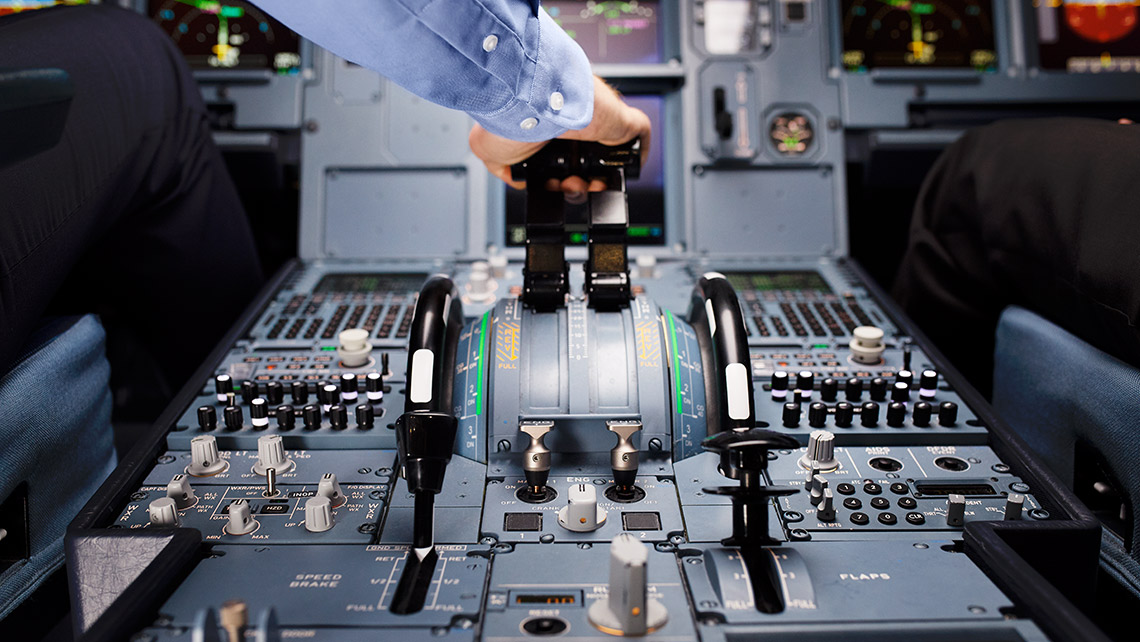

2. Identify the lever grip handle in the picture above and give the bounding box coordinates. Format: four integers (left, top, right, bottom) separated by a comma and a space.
689, 273, 754, 434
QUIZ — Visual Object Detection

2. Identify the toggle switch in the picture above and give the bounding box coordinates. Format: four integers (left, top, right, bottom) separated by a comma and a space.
608, 420, 642, 493
817, 488, 836, 522
226, 499, 258, 535
304, 496, 334, 533
809, 475, 828, 506
947, 494, 966, 527
148, 497, 180, 527
588, 534, 668, 636
253, 434, 294, 475
318, 473, 346, 507
558, 483, 607, 532
187, 435, 228, 476
338, 328, 373, 368
520, 421, 553, 498
166, 474, 197, 509
1004, 494, 1024, 521
849, 326, 885, 364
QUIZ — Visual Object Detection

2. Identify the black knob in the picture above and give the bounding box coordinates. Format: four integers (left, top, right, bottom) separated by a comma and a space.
366, 372, 384, 402
381, 352, 391, 376
265, 381, 284, 405
197, 405, 217, 431
770, 371, 789, 400
355, 403, 375, 429
782, 402, 801, 428
869, 377, 887, 401
250, 398, 269, 430
275, 405, 295, 431
808, 402, 828, 428
329, 404, 348, 430
319, 383, 338, 407
845, 377, 863, 401
919, 369, 938, 398
887, 401, 906, 427
340, 373, 358, 400
302, 404, 321, 431
912, 401, 932, 427
891, 381, 910, 403
861, 401, 879, 427
834, 401, 854, 428
290, 381, 309, 404
214, 374, 232, 400
820, 378, 838, 402
895, 369, 914, 387
223, 405, 243, 431
796, 370, 814, 396
240, 380, 259, 404
939, 401, 958, 426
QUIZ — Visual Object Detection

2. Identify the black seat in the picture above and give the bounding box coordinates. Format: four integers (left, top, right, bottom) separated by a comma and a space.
0, 67, 73, 170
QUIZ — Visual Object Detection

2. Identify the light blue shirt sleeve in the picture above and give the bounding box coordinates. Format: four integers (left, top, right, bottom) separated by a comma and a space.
251, 0, 594, 142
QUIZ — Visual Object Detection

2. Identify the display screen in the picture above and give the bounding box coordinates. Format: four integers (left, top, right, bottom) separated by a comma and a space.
724, 271, 832, 293
314, 273, 428, 294
1035, 1, 1140, 72
148, 0, 301, 73
544, 0, 662, 64
0, 0, 87, 16
840, 0, 997, 72
514, 594, 578, 605
505, 95, 665, 247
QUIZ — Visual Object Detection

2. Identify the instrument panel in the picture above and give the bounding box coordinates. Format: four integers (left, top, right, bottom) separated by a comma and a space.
840, 0, 998, 71
148, 0, 301, 73
1034, 0, 1140, 72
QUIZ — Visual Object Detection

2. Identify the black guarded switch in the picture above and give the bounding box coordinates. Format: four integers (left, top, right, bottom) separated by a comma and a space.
820, 378, 838, 402
265, 381, 284, 405
912, 401, 932, 427
275, 404, 295, 431
223, 405, 243, 432
869, 377, 887, 401
808, 402, 828, 428
886, 402, 906, 427
939, 401, 959, 427
834, 402, 854, 428
241, 380, 259, 404
845, 377, 863, 401
197, 405, 217, 432
861, 401, 880, 427
782, 402, 801, 428
291, 380, 309, 404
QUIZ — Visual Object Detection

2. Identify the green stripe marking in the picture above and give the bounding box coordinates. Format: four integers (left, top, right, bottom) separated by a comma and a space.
476, 311, 490, 415
667, 312, 682, 415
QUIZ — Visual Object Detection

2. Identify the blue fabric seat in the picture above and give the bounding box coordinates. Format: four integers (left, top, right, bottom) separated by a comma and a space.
0, 315, 115, 619
993, 305, 1140, 599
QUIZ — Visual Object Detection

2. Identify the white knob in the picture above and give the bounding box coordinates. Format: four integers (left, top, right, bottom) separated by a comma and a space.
849, 325, 885, 365
187, 435, 228, 477
253, 434, 294, 476
304, 496, 334, 532
817, 488, 836, 522
166, 474, 197, 509
799, 430, 839, 472
1005, 494, 1024, 521
588, 534, 668, 636
148, 497, 181, 527
226, 499, 258, 535
635, 254, 657, 279
488, 254, 508, 278
317, 473, 345, 507
558, 483, 607, 532
337, 328, 372, 368
467, 262, 496, 300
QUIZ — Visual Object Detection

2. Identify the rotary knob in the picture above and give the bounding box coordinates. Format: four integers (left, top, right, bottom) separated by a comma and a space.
148, 497, 181, 527
187, 435, 228, 476
558, 483, 607, 532
304, 496, 334, 533
466, 261, 496, 301
337, 328, 373, 368
849, 326, 885, 364
225, 499, 258, 535
253, 434, 294, 476
166, 474, 197, 509
317, 473, 346, 507
588, 534, 668, 636
799, 429, 838, 471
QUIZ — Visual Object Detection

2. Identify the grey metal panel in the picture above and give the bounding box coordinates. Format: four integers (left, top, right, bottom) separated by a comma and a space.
322, 168, 468, 259
691, 167, 838, 257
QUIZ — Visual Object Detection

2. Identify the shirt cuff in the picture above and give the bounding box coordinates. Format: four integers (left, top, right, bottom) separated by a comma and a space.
469, 8, 594, 142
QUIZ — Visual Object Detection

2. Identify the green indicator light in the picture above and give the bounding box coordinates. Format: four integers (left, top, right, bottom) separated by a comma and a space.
570, 232, 586, 244
667, 312, 683, 416
476, 312, 489, 415
321, 346, 337, 351
627, 226, 651, 237
220, 5, 243, 18
813, 344, 828, 349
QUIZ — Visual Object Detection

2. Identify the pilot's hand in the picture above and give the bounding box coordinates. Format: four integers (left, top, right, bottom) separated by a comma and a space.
469, 76, 652, 193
